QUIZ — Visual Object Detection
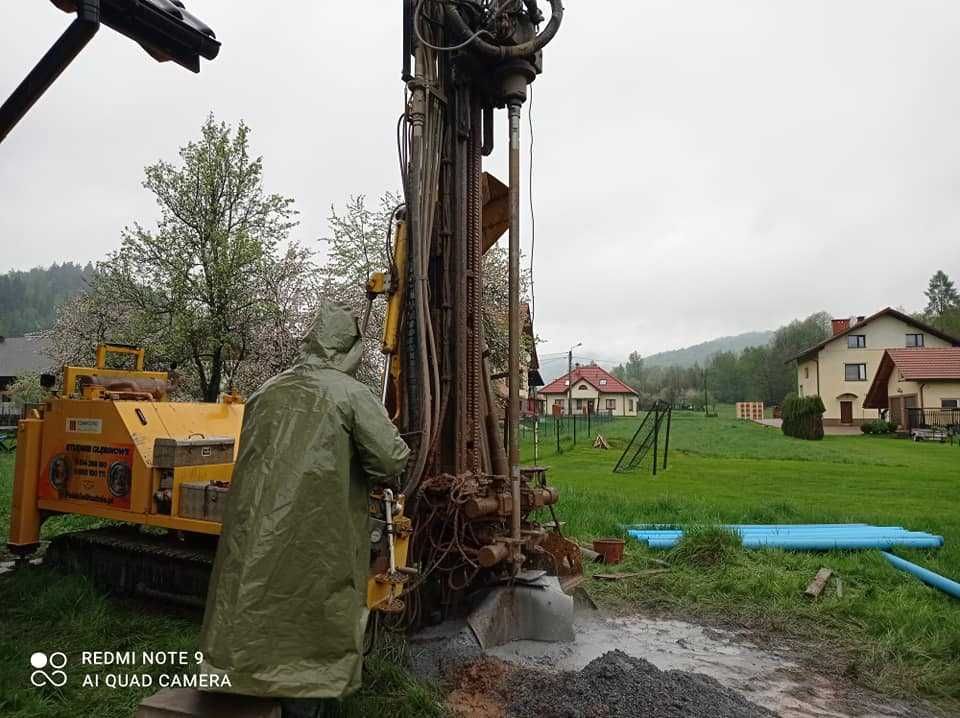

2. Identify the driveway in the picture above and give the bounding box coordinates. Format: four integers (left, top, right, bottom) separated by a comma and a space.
752, 418, 863, 436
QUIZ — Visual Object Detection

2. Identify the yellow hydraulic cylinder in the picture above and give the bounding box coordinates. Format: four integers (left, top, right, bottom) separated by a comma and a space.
8, 417, 43, 553
381, 220, 407, 355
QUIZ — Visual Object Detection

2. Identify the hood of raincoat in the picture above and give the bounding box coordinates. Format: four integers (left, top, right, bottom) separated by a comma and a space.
302, 300, 364, 376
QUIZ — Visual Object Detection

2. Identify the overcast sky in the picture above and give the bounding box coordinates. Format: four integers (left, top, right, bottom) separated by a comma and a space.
3, 1, 960, 363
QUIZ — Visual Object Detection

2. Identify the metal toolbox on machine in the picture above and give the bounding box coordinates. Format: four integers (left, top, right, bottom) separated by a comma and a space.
179, 481, 230, 522
153, 436, 235, 468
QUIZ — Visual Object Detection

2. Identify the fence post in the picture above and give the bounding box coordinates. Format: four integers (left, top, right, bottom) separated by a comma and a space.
533, 415, 539, 464
663, 406, 672, 470
556, 415, 561, 454
652, 404, 660, 476
573, 412, 577, 446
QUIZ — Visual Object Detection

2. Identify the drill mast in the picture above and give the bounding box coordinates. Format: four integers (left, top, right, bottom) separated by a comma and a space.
387, 0, 573, 621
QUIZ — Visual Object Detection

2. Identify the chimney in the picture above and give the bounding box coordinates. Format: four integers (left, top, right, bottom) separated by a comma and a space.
574, 362, 581, 369
831, 318, 850, 336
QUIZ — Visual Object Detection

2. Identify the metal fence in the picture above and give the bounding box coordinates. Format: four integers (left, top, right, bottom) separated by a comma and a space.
906, 407, 960, 432
514, 410, 617, 458
0, 405, 22, 427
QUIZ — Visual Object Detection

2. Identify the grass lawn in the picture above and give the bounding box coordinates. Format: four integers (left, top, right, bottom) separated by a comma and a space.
2, 407, 958, 715
522, 407, 960, 709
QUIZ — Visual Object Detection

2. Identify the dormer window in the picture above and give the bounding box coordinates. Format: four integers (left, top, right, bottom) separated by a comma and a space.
578, 383, 588, 390
599, 379, 607, 385
847, 335, 866, 349
906, 334, 924, 347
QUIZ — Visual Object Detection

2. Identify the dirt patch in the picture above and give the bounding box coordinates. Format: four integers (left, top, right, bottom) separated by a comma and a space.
448, 659, 509, 718
450, 650, 774, 718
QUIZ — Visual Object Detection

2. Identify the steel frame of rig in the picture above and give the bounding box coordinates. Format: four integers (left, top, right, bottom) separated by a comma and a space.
383, 0, 580, 624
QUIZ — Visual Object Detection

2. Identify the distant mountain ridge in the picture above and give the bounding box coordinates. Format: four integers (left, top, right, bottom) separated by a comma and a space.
641, 330, 773, 368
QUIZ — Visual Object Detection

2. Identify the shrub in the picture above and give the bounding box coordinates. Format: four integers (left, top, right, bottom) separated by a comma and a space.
861, 419, 898, 435
781, 393, 825, 440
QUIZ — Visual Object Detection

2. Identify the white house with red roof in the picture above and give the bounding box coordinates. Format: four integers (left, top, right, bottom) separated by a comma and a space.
864, 347, 960, 429
538, 362, 640, 416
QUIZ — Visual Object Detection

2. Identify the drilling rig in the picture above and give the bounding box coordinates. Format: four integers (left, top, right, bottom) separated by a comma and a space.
374, 0, 581, 637
6, 0, 578, 645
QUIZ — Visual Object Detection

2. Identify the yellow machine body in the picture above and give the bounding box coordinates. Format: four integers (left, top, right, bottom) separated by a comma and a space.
7, 344, 410, 612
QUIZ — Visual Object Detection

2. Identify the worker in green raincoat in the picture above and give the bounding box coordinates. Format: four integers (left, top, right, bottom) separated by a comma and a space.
200, 300, 410, 716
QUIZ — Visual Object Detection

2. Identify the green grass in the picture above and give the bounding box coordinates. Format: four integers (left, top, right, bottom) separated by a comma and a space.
522, 407, 960, 707
0, 453, 444, 718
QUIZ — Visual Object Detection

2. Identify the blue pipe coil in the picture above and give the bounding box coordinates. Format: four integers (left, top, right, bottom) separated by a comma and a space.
882, 551, 960, 600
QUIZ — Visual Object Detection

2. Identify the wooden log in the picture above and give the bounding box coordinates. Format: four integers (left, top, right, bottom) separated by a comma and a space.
804, 567, 833, 598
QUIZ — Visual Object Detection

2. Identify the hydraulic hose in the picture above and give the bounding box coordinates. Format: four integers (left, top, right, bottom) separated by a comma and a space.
444, 0, 564, 61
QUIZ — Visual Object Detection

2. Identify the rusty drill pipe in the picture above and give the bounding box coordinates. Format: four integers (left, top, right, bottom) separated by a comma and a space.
507, 99, 523, 570
478, 542, 511, 568
465, 495, 502, 520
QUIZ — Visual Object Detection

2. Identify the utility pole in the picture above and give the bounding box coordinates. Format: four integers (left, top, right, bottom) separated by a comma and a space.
567, 341, 581, 417
703, 368, 709, 416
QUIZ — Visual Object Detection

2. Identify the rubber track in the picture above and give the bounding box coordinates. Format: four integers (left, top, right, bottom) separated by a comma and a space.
46, 527, 216, 607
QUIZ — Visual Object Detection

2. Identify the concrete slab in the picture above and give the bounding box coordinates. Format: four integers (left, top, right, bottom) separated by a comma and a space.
135, 688, 280, 718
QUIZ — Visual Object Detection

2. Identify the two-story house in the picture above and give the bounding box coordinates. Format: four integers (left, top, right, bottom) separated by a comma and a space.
537, 362, 640, 416
791, 308, 959, 425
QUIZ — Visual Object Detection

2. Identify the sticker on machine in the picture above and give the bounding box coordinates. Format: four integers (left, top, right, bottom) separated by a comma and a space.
66, 418, 102, 434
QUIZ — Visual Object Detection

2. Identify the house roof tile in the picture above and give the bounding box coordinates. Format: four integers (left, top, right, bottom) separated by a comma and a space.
864, 348, 960, 408
539, 364, 638, 395
788, 307, 960, 364
0, 335, 53, 378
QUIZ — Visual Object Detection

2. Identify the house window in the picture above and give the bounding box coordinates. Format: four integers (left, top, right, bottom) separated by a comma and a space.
599, 379, 607, 385
578, 383, 588, 390
906, 334, 924, 347
628, 398, 634, 411
847, 335, 866, 349
943, 399, 959, 409
606, 398, 616, 410
575, 399, 583, 410
804, 367, 809, 379
844, 363, 867, 381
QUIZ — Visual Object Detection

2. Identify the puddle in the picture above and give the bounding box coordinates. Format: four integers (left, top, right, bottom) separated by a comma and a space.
488, 613, 935, 718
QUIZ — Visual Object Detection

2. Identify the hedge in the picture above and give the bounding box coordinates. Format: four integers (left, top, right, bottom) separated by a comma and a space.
781, 394, 825, 440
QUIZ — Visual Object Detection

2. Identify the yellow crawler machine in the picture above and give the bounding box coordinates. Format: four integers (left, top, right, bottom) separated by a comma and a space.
8, 344, 243, 552
7, 344, 412, 612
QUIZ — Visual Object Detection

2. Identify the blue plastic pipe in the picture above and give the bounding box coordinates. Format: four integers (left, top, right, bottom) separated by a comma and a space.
882, 551, 960, 600
625, 523, 871, 531
643, 536, 943, 551
628, 527, 910, 537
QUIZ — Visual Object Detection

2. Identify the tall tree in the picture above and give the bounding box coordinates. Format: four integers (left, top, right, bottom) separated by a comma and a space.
48, 116, 307, 401
924, 270, 960, 330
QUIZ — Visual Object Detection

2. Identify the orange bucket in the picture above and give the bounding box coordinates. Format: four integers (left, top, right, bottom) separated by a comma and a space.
592, 538, 626, 564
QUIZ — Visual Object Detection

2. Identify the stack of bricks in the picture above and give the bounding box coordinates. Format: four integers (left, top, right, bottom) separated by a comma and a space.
735, 402, 764, 421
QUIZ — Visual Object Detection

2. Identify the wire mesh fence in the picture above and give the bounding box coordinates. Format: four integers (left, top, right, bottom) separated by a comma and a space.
513, 411, 617, 457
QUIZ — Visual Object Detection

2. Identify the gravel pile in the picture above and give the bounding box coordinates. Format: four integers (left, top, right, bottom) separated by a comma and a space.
504, 650, 776, 718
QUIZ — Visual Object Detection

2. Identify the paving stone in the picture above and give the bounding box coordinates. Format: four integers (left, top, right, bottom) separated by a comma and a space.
135, 688, 280, 718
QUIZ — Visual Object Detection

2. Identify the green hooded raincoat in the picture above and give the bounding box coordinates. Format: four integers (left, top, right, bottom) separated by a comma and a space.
199, 301, 410, 698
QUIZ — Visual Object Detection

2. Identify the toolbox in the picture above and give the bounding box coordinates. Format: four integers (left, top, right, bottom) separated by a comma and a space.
153, 436, 235, 468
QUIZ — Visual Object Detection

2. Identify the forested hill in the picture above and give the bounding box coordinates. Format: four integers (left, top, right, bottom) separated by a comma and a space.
0, 262, 93, 336
642, 330, 773, 368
